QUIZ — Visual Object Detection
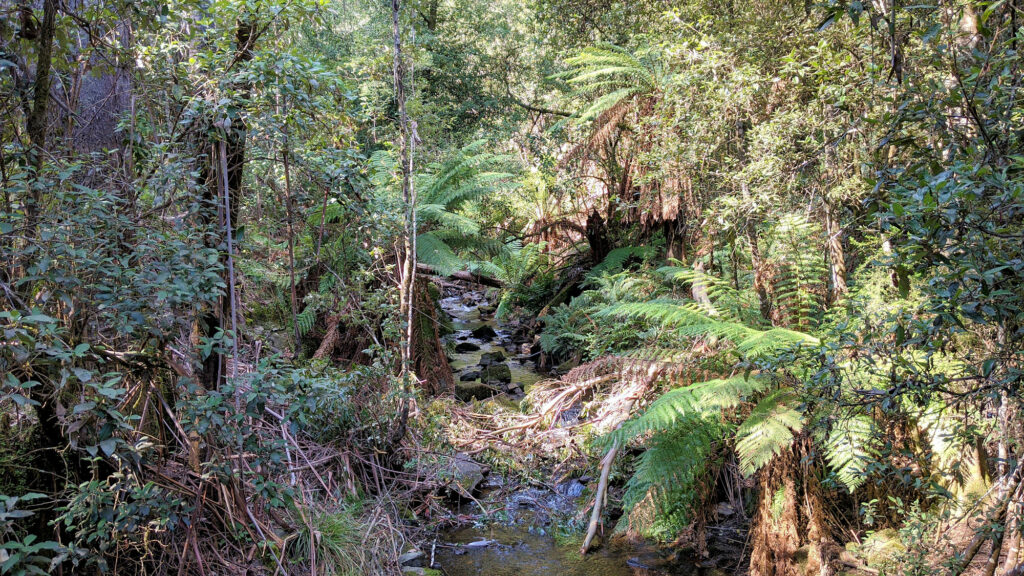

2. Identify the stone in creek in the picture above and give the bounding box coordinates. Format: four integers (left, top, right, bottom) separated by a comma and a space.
480, 363, 511, 383
454, 341, 481, 353
556, 479, 585, 498
455, 381, 499, 402
471, 325, 498, 339
478, 351, 506, 366
459, 370, 481, 382
398, 549, 425, 567
449, 453, 488, 496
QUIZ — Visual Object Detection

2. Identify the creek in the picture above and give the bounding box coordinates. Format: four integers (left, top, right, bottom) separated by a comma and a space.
429, 289, 701, 576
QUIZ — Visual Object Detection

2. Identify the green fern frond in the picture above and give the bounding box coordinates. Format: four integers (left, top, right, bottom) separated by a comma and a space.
295, 305, 318, 337
588, 246, 656, 281
417, 232, 466, 276
824, 414, 878, 492
735, 387, 804, 475
621, 419, 727, 536
564, 44, 657, 92
606, 374, 763, 448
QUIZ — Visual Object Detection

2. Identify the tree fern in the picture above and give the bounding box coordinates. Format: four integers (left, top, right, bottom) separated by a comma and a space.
823, 414, 878, 492
766, 214, 828, 328
562, 44, 660, 123
734, 387, 805, 475
294, 304, 318, 338
368, 141, 518, 278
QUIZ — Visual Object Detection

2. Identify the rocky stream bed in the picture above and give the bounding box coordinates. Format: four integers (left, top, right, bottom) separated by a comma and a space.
402, 287, 717, 576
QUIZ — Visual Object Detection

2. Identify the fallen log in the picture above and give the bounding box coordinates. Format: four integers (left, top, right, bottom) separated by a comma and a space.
416, 263, 503, 287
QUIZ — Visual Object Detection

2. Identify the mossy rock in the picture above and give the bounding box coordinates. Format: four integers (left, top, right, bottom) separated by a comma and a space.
456, 381, 499, 401
481, 363, 511, 383
479, 351, 506, 365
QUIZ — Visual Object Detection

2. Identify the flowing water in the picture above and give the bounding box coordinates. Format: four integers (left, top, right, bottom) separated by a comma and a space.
433, 290, 700, 576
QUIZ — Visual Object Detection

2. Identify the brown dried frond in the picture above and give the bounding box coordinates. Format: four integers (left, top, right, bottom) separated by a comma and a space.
558, 98, 634, 170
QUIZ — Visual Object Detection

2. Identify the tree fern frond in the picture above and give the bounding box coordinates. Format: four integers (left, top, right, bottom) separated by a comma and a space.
734, 327, 820, 359
735, 387, 804, 475
606, 374, 762, 448
588, 246, 655, 280
824, 414, 878, 492
621, 419, 727, 535
295, 305, 318, 338
416, 232, 466, 276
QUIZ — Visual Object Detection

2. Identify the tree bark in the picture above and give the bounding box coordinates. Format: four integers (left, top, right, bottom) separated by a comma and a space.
586, 209, 611, 265
746, 223, 772, 323
22, 0, 57, 246
824, 201, 847, 304
750, 437, 835, 576
388, 0, 417, 450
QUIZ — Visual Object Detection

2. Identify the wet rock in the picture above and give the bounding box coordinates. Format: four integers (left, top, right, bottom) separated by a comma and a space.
459, 370, 481, 381
478, 305, 496, 314
454, 341, 481, 353
716, 502, 737, 517
471, 325, 498, 339
456, 381, 499, 401
480, 363, 511, 383
399, 549, 425, 567
450, 453, 487, 496
555, 479, 586, 498
479, 351, 506, 366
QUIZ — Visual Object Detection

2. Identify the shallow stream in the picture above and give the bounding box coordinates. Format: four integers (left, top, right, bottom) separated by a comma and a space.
433, 290, 698, 576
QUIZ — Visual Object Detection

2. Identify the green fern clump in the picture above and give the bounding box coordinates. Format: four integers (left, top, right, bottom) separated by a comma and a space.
368, 140, 518, 276
764, 214, 829, 328
620, 420, 729, 539
540, 271, 661, 361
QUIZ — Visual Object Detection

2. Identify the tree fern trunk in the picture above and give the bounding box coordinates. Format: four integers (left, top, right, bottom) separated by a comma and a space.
412, 281, 454, 396
750, 445, 801, 576
750, 437, 835, 576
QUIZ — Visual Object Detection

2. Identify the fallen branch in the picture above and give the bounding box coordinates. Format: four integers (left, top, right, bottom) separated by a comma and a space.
582, 442, 618, 555
416, 263, 503, 287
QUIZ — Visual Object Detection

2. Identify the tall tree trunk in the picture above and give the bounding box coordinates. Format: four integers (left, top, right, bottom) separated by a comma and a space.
746, 222, 772, 323
224, 20, 255, 232
22, 0, 57, 259
389, 0, 417, 449
195, 19, 255, 392
824, 201, 847, 304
